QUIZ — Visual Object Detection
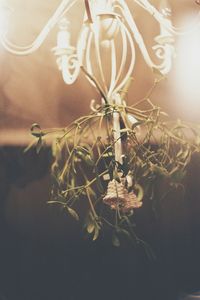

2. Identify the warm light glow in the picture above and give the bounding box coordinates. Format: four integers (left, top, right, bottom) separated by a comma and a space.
173, 16, 200, 117
0, 4, 10, 37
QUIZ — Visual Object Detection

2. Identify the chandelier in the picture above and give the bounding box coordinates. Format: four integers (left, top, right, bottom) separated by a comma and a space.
1, 0, 176, 85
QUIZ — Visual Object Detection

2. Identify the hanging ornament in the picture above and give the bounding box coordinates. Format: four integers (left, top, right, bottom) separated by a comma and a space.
103, 179, 142, 212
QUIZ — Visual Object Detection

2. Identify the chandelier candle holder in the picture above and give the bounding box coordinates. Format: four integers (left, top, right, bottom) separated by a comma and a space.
2, 0, 200, 249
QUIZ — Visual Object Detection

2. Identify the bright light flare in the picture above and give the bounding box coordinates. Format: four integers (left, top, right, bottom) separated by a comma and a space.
173, 16, 200, 117
0, 4, 10, 37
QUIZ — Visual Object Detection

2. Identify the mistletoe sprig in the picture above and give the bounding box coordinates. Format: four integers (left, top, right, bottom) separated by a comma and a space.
29, 89, 200, 252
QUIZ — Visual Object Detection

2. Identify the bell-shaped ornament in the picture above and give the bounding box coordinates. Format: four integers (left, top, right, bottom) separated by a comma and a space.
103, 179, 142, 212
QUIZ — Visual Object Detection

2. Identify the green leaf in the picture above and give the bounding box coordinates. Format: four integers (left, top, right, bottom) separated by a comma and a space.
112, 233, 120, 247
71, 158, 77, 175
86, 213, 100, 240
24, 140, 36, 153
52, 139, 61, 157
93, 226, 99, 241
36, 137, 43, 154
47, 200, 65, 206
87, 222, 95, 234
31, 123, 45, 138
102, 152, 114, 158
67, 207, 79, 221
77, 146, 90, 155
117, 228, 131, 240
76, 151, 94, 167
134, 183, 144, 202
31, 123, 41, 132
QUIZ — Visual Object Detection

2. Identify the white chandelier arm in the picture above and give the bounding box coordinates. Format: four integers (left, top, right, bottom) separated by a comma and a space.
93, 28, 108, 94
0, 0, 78, 55
60, 54, 80, 85
83, 28, 108, 95
113, 17, 128, 92
152, 42, 175, 75
134, 0, 200, 35
76, 25, 89, 65
107, 39, 117, 99
84, 30, 106, 94
112, 21, 136, 95
86, 31, 95, 83
117, 0, 171, 72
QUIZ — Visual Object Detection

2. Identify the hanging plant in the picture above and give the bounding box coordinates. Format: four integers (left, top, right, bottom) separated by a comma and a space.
28, 77, 200, 254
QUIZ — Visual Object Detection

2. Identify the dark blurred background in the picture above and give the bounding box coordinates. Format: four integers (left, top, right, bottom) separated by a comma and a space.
1, 147, 200, 300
